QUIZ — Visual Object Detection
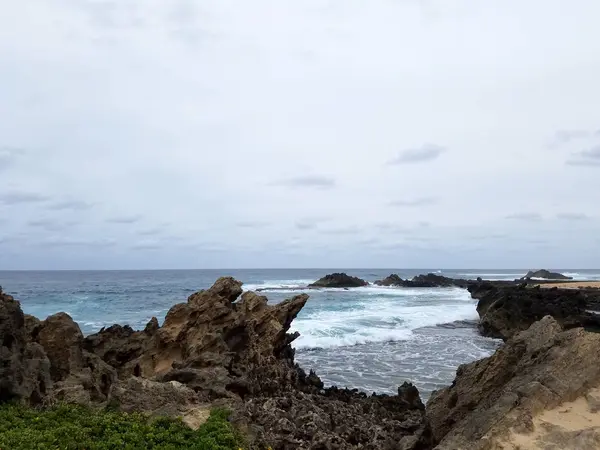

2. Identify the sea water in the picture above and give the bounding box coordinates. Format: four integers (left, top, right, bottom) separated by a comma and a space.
3, 269, 598, 400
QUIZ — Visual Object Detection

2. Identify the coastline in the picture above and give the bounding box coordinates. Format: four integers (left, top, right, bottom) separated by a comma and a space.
3, 270, 600, 449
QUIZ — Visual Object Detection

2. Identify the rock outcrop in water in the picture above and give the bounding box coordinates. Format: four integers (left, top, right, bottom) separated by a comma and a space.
521, 269, 573, 280
1, 279, 433, 449
374, 274, 405, 286
427, 316, 600, 449
470, 283, 600, 340
374, 273, 469, 288
309, 273, 369, 288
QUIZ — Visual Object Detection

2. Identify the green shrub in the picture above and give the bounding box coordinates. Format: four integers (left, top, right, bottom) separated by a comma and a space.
0, 404, 245, 449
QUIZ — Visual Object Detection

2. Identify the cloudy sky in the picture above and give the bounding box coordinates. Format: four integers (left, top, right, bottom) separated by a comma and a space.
1, 0, 599, 270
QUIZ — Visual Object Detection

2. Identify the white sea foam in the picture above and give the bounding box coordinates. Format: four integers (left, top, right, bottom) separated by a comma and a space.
243, 279, 314, 291
292, 288, 478, 349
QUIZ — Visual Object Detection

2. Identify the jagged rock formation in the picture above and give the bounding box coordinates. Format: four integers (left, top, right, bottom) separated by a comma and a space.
374, 273, 469, 288
427, 316, 600, 450
0, 287, 50, 404
309, 273, 369, 288
233, 382, 432, 449
1, 279, 433, 449
470, 283, 600, 340
521, 269, 572, 280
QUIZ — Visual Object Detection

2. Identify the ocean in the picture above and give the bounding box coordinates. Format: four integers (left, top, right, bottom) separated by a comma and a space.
2, 269, 599, 400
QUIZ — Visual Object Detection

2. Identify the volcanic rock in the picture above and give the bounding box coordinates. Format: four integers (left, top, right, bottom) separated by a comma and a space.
405, 274, 466, 288
2, 279, 433, 449
427, 316, 600, 449
374, 274, 404, 286
375, 273, 469, 288
233, 382, 433, 450
521, 269, 573, 280
470, 283, 600, 340
107, 377, 210, 429
0, 288, 52, 405
84, 277, 313, 399
309, 273, 369, 288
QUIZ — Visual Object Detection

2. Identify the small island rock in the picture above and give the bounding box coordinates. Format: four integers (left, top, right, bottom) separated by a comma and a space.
309, 273, 369, 288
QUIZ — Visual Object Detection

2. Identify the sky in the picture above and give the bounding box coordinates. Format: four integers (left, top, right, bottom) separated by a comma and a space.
1, 0, 599, 270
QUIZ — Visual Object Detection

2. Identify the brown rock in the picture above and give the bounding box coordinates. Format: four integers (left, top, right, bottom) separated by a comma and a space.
37, 313, 84, 381
0, 289, 52, 405
107, 377, 210, 428
84, 277, 312, 399
426, 316, 600, 449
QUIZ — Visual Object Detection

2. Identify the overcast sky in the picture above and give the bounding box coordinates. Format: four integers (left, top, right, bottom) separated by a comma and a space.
1, 0, 599, 270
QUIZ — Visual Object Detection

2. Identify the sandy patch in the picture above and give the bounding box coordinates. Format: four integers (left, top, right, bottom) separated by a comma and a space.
497, 386, 600, 450
539, 281, 600, 289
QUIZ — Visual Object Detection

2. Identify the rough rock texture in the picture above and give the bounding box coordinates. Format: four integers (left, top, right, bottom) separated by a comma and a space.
107, 377, 211, 429
233, 383, 433, 450
84, 278, 314, 401
2, 279, 433, 449
0, 287, 51, 404
471, 284, 600, 340
426, 316, 600, 450
521, 269, 572, 280
309, 273, 369, 288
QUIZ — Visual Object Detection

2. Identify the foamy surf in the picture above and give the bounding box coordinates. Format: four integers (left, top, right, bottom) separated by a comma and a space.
291, 288, 478, 349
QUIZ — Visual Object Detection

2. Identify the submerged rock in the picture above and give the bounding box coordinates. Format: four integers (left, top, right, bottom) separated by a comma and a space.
427, 317, 600, 449
309, 273, 369, 288
521, 269, 573, 280
470, 283, 600, 340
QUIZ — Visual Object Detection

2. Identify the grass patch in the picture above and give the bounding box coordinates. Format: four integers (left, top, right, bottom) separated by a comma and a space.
0, 404, 245, 449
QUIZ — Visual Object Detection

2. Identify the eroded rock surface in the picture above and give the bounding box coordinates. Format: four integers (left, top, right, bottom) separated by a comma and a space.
427, 316, 600, 450
1, 279, 433, 449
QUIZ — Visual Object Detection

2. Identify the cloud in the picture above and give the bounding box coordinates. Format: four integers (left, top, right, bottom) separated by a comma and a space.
388, 144, 446, 165
0, 191, 50, 205
505, 212, 543, 221
270, 175, 335, 189
548, 129, 590, 147
0, 147, 24, 171
236, 220, 270, 228
322, 226, 361, 235
389, 197, 438, 207
38, 237, 116, 247
556, 213, 590, 221
28, 219, 77, 231
566, 145, 600, 166
47, 200, 94, 211
295, 221, 315, 230
130, 241, 163, 250
106, 215, 142, 224
138, 228, 163, 236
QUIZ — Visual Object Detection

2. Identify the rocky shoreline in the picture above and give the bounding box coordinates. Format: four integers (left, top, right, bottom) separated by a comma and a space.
2, 272, 600, 449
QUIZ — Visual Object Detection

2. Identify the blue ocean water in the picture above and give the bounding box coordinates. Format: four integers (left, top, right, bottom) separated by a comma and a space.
2, 269, 599, 400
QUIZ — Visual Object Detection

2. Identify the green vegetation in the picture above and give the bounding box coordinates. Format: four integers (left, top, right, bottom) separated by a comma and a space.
0, 404, 245, 450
